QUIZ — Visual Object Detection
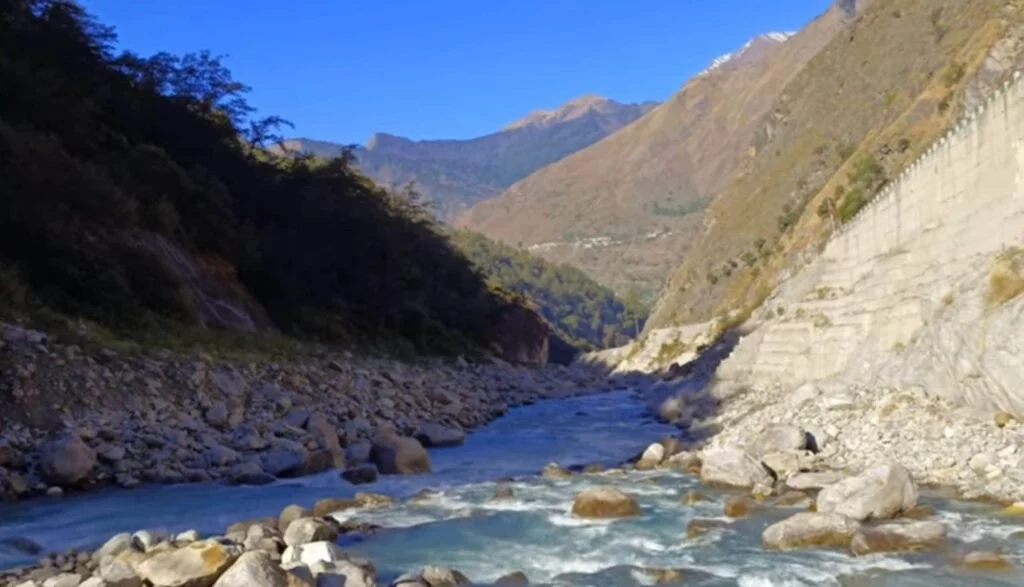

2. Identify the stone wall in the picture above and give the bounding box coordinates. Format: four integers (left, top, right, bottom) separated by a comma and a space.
716, 71, 1024, 414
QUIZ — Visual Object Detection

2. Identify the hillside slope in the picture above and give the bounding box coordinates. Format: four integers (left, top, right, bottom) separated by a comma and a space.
0, 0, 547, 361
648, 0, 1021, 329
459, 4, 859, 297
280, 96, 655, 219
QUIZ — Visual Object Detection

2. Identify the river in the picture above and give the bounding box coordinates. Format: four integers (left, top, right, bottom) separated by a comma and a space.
2, 390, 1023, 586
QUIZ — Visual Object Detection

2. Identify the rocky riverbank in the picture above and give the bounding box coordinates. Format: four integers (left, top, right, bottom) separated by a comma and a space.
0, 322, 612, 502
654, 376, 1024, 505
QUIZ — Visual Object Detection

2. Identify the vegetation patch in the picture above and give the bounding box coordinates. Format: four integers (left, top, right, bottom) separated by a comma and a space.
987, 247, 1024, 307
655, 338, 691, 368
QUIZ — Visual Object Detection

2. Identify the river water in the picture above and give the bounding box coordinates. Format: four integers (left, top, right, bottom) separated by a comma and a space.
1, 390, 1023, 586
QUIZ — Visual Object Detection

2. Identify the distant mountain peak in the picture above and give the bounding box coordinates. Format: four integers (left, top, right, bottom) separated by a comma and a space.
504, 94, 623, 130
697, 31, 796, 78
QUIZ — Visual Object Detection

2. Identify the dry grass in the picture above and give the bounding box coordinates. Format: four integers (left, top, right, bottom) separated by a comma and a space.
987, 247, 1024, 307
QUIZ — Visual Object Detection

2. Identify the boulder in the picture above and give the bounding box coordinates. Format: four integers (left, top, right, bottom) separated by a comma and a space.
680, 489, 709, 505
414, 423, 465, 448
309, 558, 377, 587
226, 462, 275, 486
774, 491, 811, 507
662, 452, 701, 474
212, 551, 287, 587
962, 551, 1013, 571
99, 555, 143, 587
849, 521, 947, 556
283, 518, 338, 547
724, 495, 758, 518
341, 465, 379, 485
420, 566, 472, 587
762, 512, 861, 550
635, 443, 665, 471
369, 436, 431, 475
205, 403, 229, 430
541, 463, 572, 480
42, 575, 81, 587
280, 541, 346, 567
657, 396, 687, 423
785, 471, 844, 491
492, 484, 514, 500
344, 443, 371, 467
136, 540, 241, 587
762, 451, 814, 476
306, 414, 345, 470
748, 425, 807, 458
94, 533, 133, 561
685, 519, 728, 539
816, 463, 917, 521
571, 487, 640, 518
260, 440, 308, 478
699, 448, 773, 488
39, 433, 96, 487
355, 492, 393, 508
311, 498, 360, 517
493, 571, 529, 586
277, 505, 311, 533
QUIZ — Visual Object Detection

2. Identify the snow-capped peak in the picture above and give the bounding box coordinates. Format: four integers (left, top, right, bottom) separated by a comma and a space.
697, 31, 796, 78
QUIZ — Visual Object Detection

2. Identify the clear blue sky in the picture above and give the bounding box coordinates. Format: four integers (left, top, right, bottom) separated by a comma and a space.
83, 0, 832, 145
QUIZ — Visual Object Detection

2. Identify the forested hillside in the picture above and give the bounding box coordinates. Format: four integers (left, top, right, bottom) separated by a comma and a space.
0, 0, 532, 356
450, 231, 646, 351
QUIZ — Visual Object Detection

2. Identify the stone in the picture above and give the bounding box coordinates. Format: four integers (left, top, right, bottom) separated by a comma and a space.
341, 465, 378, 485
306, 414, 345, 470
540, 463, 572, 480
80, 580, 105, 587
227, 462, 275, 486
261, 440, 309, 478
774, 491, 811, 507
635, 443, 665, 470
310, 558, 376, 587
311, 498, 360, 518
762, 451, 814, 476
657, 396, 687, 423
278, 505, 311, 533
344, 443, 371, 467
369, 435, 431, 475
203, 445, 241, 469
136, 540, 241, 587
283, 518, 338, 547
39, 433, 96, 487
962, 551, 1013, 571
213, 552, 290, 587
354, 492, 392, 508
99, 555, 143, 587
98, 445, 126, 464
46, 486, 64, 497
571, 487, 640, 518
280, 542, 346, 567
785, 471, 844, 491
205, 403, 229, 430
492, 484, 514, 500
493, 571, 529, 586
42, 575, 81, 587
748, 425, 808, 457
849, 521, 947, 556
699, 448, 773, 488
132, 529, 169, 552
662, 452, 701, 474
903, 505, 936, 519
420, 566, 471, 587
680, 489, 710, 505
94, 533, 133, 561
762, 512, 861, 550
175, 530, 200, 545
816, 462, 917, 521
413, 423, 465, 448
685, 519, 727, 539
724, 495, 758, 518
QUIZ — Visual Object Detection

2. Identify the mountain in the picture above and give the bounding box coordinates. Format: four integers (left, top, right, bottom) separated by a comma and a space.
457, 11, 855, 298
646, 0, 1021, 330
450, 230, 646, 357
279, 96, 656, 219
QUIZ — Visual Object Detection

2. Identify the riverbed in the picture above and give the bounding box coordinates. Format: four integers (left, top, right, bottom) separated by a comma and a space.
2, 390, 1024, 586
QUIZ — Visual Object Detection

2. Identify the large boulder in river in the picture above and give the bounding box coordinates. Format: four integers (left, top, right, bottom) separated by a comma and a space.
136, 539, 241, 587
370, 435, 431, 475
762, 512, 861, 550
699, 448, 773, 488
849, 520, 947, 556
212, 551, 287, 587
747, 425, 808, 458
571, 487, 640, 518
414, 423, 465, 448
816, 462, 917, 521
39, 433, 96, 487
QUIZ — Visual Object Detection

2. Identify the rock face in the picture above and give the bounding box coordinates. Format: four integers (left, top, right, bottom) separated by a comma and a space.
39, 433, 96, 487
571, 487, 640, 518
494, 305, 549, 366
414, 423, 465, 448
849, 521, 947, 556
816, 463, 917, 521
370, 435, 431, 475
762, 512, 861, 550
699, 448, 773, 488
136, 540, 241, 587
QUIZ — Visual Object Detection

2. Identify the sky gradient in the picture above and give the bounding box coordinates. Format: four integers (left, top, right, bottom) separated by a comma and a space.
84, 0, 833, 145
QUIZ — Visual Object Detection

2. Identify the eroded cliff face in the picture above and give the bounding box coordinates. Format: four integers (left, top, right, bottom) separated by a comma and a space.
715, 72, 1024, 415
